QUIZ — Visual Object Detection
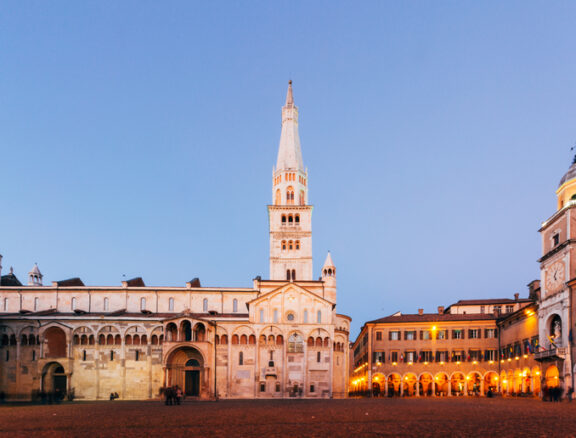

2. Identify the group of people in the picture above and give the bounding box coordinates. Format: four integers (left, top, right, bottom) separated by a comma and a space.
542, 385, 573, 402
163, 386, 183, 405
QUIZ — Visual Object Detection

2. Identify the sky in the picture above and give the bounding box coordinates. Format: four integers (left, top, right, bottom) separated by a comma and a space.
2, 1, 576, 338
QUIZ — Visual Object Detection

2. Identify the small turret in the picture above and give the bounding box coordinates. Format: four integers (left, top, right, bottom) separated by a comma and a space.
28, 263, 43, 286
321, 251, 337, 303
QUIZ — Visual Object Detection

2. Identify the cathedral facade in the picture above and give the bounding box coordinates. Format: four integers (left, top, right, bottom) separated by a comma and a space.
0, 82, 351, 400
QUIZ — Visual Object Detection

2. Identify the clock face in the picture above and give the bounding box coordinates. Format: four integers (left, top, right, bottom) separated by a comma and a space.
546, 261, 565, 293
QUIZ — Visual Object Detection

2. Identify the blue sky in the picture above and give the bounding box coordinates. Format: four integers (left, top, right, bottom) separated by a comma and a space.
2, 1, 576, 337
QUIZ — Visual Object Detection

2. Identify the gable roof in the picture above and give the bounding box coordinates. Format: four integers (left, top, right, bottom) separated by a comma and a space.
248, 282, 333, 308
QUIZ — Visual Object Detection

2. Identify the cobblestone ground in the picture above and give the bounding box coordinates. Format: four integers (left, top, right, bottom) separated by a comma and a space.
1, 398, 576, 437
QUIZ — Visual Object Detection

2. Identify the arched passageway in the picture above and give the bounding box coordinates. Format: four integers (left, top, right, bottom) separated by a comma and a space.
165, 347, 205, 396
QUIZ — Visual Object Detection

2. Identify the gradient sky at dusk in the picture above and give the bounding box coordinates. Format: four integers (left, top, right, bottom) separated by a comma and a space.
3, 1, 576, 337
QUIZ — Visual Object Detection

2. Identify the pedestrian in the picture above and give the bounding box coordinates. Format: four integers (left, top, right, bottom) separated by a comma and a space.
175, 386, 182, 405
567, 386, 574, 402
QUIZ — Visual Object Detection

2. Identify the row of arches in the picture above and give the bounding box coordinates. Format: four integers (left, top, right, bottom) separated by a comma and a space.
307, 337, 330, 348
281, 214, 300, 224
353, 371, 502, 397
165, 322, 206, 342
281, 240, 300, 251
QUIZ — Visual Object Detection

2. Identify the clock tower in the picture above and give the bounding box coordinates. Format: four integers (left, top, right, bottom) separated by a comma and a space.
537, 157, 576, 387
268, 81, 313, 281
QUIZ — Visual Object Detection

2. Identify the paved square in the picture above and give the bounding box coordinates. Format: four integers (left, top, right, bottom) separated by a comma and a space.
1, 398, 576, 437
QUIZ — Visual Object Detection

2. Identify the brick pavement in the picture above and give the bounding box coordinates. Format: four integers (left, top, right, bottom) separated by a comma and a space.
0, 398, 575, 437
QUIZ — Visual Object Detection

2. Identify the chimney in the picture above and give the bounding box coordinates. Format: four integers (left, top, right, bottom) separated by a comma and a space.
437, 306, 444, 314
418, 308, 424, 316
514, 293, 519, 301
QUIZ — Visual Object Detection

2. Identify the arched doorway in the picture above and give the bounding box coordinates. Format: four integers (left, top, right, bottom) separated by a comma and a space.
387, 373, 401, 396
42, 362, 67, 398
403, 373, 417, 396
451, 373, 465, 396
434, 373, 449, 396
484, 372, 498, 394
166, 347, 204, 396
372, 373, 384, 397
419, 373, 433, 396
545, 365, 559, 388
467, 372, 482, 395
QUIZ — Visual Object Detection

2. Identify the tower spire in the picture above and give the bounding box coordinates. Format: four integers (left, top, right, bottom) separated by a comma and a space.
286, 80, 294, 106
276, 81, 304, 172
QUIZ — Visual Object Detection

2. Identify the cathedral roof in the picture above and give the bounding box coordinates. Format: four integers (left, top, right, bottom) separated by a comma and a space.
0, 273, 22, 287
276, 81, 305, 172
53, 277, 85, 287
558, 160, 576, 187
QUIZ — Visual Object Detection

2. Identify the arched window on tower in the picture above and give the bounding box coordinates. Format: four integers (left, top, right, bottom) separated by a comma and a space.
295, 214, 300, 224
289, 240, 293, 250
275, 189, 281, 205
281, 215, 287, 225
282, 240, 287, 250
286, 186, 295, 205
292, 270, 296, 281
299, 190, 305, 205
286, 270, 291, 281
295, 240, 300, 250
288, 214, 293, 225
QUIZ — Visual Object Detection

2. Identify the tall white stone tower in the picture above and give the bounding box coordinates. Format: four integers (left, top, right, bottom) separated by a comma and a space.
268, 81, 313, 281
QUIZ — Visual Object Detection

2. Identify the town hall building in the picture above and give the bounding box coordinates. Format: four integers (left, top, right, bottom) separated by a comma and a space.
0, 82, 351, 401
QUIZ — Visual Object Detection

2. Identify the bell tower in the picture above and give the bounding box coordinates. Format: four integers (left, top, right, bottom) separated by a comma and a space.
268, 81, 313, 281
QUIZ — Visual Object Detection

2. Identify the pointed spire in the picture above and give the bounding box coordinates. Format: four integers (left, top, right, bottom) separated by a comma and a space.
323, 251, 334, 269
285, 80, 294, 106
276, 81, 305, 172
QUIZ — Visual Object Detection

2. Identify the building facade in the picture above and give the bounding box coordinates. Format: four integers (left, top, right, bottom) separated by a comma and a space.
350, 296, 542, 397
0, 82, 351, 401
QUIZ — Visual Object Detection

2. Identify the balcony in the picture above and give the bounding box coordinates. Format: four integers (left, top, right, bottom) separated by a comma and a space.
535, 347, 568, 361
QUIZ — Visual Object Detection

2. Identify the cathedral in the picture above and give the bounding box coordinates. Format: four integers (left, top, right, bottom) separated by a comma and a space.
0, 82, 351, 400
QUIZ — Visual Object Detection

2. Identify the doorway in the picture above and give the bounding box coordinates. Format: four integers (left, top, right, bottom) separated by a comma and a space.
185, 370, 200, 396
